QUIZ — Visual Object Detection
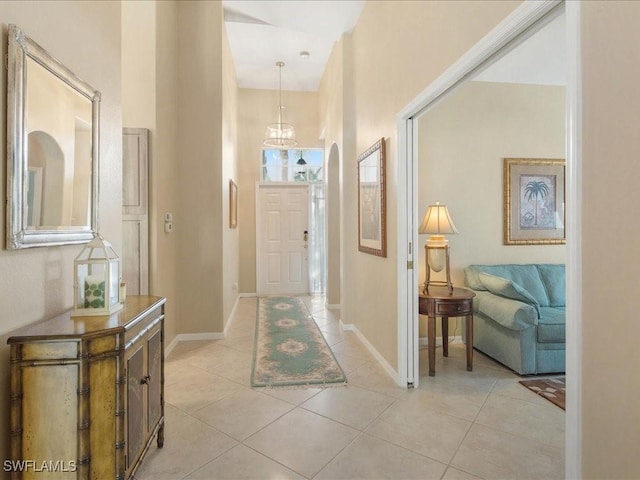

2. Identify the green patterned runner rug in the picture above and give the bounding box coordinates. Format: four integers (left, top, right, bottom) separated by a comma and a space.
251, 296, 347, 387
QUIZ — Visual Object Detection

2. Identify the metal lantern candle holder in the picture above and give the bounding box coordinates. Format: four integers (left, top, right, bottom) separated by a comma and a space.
72, 234, 123, 317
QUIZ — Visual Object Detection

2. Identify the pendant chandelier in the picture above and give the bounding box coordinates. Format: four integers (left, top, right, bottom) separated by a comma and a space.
264, 61, 297, 148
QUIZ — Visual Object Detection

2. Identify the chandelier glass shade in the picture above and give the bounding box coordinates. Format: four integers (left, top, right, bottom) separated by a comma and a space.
264, 61, 297, 148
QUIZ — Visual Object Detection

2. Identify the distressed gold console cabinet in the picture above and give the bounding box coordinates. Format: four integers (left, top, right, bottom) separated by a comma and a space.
8, 296, 166, 479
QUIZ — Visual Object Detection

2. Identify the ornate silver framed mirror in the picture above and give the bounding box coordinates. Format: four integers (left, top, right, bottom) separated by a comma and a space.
6, 24, 100, 249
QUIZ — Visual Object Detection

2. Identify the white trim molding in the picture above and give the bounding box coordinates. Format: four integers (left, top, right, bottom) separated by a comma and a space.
164, 332, 225, 357
224, 295, 241, 336
565, 1, 582, 478
341, 321, 399, 383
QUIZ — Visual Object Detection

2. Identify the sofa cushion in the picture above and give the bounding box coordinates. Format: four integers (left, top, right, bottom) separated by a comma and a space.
478, 272, 540, 316
465, 264, 550, 306
537, 264, 565, 307
475, 291, 538, 331
537, 307, 566, 342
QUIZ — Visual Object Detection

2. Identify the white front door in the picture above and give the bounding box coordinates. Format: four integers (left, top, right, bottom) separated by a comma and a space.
257, 184, 309, 295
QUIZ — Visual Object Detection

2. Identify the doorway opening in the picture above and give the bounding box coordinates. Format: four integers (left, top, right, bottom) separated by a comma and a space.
257, 148, 326, 296
396, 1, 581, 477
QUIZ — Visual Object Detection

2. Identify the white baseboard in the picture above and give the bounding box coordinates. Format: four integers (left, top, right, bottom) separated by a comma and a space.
340, 321, 399, 383
165, 294, 249, 357
239, 293, 257, 298
224, 296, 240, 336
419, 336, 463, 348
164, 332, 224, 357
165, 294, 253, 357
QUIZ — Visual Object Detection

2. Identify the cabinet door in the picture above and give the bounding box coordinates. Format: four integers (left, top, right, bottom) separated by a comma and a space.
122, 128, 149, 295
126, 344, 145, 469
146, 328, 162, 431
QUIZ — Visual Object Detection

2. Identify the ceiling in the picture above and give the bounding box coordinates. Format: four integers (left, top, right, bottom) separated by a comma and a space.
472, 10, 566, 86
223, 0, 365, 91
223, 2, 565, 93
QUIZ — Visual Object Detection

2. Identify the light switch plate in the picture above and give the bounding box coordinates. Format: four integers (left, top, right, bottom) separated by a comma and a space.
164, 212, 173, 222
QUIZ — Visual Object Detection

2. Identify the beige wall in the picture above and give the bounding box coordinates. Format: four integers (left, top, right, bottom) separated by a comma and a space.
319, 0, 521, 369
417, 80, 566, 337
4, 2, 640, 476
175, 1, 223, 333
122, 0, 181, 344
123, 0, 238, 341
0, 0, 122, 471
153, 1, 180, 343
221, 27, 239, 325
237, 88, 322, 294
418, 81, 566, 286
581, 2, 640, 477
122, 1, 156, 128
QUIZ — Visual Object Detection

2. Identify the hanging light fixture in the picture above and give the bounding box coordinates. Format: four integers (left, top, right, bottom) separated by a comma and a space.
295, 149, 307, 181
296, 150, 306, 165
264, 61, 297, 148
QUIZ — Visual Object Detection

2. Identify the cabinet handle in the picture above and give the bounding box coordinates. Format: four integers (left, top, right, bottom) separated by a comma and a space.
140, 375, 151, 385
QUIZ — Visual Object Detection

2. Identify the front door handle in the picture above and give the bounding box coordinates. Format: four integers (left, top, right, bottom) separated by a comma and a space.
303, 230, 308, 242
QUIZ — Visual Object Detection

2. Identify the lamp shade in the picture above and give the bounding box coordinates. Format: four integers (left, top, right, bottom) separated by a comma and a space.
419, 202, 458, 235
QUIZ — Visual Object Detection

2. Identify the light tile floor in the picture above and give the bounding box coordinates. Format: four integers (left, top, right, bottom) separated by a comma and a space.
135, 296, 564, 480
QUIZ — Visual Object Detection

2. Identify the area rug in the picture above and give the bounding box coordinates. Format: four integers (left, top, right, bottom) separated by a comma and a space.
519, 376, 566, 410
251, 296, 347, 387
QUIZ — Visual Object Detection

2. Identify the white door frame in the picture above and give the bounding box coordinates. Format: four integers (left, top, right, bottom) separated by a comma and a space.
395, 1, 581, 478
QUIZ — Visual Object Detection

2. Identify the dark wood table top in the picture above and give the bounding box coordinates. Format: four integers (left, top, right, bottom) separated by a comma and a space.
420, 286, 475, 300
7, 296, 166, 343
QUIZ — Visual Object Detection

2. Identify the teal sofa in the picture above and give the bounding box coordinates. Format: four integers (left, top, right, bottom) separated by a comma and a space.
464, 264, 565, 375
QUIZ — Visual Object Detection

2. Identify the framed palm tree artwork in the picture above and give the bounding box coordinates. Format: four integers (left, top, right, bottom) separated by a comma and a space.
503, 158, 565, 245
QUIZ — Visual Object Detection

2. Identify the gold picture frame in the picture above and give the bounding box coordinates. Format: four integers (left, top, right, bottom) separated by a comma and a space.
229, 179, 238, 229
503, 158, 565, 245
358, 138, 386, 257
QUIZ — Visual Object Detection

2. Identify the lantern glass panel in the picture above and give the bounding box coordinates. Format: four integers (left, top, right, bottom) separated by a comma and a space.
109, 260, 120, 306
83, 263, 107, 309
76, 263, 88, 307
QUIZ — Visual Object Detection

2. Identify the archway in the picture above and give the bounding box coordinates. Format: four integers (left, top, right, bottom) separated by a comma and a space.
28, 130, 65, 227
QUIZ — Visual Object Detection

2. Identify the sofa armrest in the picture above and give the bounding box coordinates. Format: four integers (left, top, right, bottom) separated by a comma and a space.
474, 291, 538, 331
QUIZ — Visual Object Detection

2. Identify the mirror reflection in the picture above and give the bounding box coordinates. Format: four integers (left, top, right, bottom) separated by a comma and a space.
26, 57, 93, 229
7, 24, 100, 249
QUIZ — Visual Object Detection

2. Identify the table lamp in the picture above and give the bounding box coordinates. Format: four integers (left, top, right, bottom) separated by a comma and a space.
419, 202, 458, 294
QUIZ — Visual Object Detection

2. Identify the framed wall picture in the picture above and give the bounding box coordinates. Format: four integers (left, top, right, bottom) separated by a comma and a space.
358, 138, 386, 257
503, 158, 565, 245
229, 179, 238, 229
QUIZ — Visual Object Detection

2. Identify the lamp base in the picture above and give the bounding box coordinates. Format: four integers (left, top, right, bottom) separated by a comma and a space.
424, 243, 453, 295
